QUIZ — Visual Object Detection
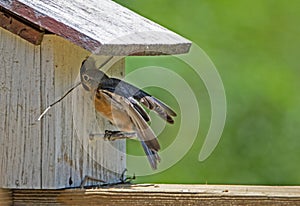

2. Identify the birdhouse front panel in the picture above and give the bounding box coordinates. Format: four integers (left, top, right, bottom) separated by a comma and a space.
0, 29, 126, 188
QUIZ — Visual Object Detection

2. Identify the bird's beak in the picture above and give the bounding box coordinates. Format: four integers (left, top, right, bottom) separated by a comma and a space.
81, 82, 90, 91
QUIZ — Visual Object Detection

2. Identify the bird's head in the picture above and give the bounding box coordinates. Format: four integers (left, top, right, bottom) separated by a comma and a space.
80, 58, 108, 91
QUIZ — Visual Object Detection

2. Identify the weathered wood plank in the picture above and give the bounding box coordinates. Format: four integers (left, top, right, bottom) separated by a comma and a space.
0, 7, 44, 44
0, 27, 42, 188
0, 30, 126, 188
39, 35, 126, 188
0, 0, 191, 55
9, 184, 300, 206
0, 189, 12, 206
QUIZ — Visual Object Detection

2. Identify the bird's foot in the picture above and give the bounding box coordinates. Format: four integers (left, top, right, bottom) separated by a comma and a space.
119, 168, 135, 184
89, 130, 136, 141
80, 169, 135, 189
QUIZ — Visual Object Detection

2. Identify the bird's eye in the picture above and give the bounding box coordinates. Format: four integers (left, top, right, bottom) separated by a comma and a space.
83, 74, 89, 81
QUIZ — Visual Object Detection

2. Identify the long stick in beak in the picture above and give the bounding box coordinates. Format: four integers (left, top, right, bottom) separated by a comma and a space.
38, 56, 114, 121
38, 81, 81, 121
98, 56, 113, 69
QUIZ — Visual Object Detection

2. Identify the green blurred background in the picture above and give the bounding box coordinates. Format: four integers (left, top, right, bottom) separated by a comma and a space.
113, 0, 300, 185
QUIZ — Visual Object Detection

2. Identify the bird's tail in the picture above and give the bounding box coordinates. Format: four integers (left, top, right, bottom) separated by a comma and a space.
141, 141, 161, 170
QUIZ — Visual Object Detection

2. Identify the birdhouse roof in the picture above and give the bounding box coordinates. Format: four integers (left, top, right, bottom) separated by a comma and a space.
0, 0, 191, 55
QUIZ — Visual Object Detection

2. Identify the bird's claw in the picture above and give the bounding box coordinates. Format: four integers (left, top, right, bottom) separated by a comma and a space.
89, 131, 136, 141
119, 168, 135, 183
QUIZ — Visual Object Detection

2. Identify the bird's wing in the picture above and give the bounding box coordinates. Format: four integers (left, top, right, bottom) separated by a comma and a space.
101, 78, 177, 124
139, 95, 177, 124
128, 97, 151, 122
101, 90, 161, 169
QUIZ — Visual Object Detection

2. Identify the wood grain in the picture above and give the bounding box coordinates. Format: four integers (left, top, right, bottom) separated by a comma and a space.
0, 0, 191, 55
0, 27, 42, 188
39, 35, 126, 188
0, 189, 12, 206
0, 8, 44, 44
0, 30, 126, 188
1, 184, 300, 206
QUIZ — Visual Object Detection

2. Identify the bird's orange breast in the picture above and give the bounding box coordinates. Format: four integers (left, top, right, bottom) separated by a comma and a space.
94, 90, 114, 122
94, 90, 134, 132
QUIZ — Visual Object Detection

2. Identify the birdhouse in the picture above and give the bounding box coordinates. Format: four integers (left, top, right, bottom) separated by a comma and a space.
0, 0, 191, 189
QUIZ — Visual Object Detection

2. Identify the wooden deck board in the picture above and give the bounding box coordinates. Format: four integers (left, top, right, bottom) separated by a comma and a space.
1, 184, 299, 205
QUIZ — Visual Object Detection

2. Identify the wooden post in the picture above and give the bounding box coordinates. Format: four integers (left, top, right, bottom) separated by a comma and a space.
0, 28, 126, 188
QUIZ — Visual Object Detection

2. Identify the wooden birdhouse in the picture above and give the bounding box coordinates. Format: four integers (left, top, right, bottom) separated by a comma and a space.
0, 0, 191, 189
